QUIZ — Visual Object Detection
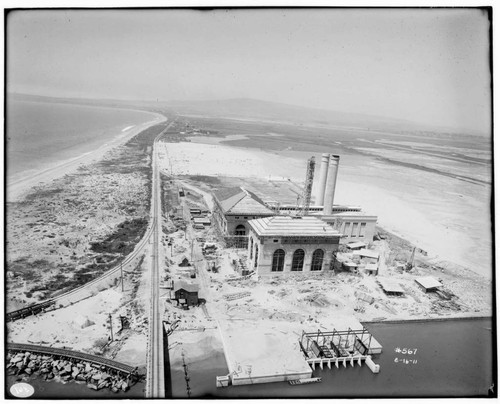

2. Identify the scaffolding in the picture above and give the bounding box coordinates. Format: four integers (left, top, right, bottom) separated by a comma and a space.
300, 327, 375, 359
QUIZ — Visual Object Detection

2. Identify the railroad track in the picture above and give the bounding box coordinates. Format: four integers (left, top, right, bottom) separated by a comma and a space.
7, 343, 138, 375
6, 120, 173, 322
145, 121, 177, 398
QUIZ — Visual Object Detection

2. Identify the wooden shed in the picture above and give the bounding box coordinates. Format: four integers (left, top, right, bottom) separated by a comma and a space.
414, 276, 442, 293
173, 280, 200, 307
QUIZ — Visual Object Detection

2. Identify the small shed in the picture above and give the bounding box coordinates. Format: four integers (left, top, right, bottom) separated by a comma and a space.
346, 241, 366, 250
377, 278, 405, 296
173, 280, 200, 306
414, 276, 442, 293
189, 208, 202, 215
365, 262, 378, 276
355, 249, 380, 263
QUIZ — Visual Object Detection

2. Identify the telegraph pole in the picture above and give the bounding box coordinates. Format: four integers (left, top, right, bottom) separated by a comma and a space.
108, 313, 114, 342
120, 263, 124, 292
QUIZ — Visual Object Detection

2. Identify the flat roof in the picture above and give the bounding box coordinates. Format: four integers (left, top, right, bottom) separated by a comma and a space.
377, 278, 405, 294
248, 215, 342, 237
365, 263, 378, 270
415, 276, 441, 289
355, 249, 380, 259
193, 217, 211, 224
347, 241, 366, 249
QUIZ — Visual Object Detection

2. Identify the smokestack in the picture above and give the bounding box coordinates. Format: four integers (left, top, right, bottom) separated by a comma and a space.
322, 154, 340, 215
314, 153, 330, 205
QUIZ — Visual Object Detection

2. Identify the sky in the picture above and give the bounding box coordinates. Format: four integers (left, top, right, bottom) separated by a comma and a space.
7, 8, 492, 134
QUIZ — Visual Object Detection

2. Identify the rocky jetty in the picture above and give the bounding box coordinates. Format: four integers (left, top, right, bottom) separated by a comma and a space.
6, 351, 138, 393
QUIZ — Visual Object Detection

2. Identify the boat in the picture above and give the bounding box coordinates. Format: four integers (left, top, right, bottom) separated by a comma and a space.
288, 377, 322, 386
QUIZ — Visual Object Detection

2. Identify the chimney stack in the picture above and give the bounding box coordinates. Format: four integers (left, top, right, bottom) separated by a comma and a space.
322, 154, 340, 215
314, 153, 330, 205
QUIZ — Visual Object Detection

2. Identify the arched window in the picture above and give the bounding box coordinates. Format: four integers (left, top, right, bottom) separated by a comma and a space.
254, 245, 259, 268
235, 224, 246, 236
271, 249, 285, 272
311, 249, 324, 271
249, 238, 254, 259
291, 249, 305, 271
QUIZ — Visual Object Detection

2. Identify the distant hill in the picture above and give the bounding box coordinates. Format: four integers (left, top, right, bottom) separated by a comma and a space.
9, 93, 485, 136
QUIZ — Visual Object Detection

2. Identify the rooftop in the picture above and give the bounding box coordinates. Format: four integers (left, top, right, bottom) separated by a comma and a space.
174, 280, 199, 293
248, 215, 342, 237
415, 276, 442, 290
213, 187, 274, 215
377, 278, 405, 294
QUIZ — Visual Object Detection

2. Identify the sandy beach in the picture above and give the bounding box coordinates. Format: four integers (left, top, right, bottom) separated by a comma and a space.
7, 111, 166, 202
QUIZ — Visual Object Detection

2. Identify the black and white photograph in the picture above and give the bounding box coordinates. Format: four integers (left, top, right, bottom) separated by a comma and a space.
4, 3, 495, 400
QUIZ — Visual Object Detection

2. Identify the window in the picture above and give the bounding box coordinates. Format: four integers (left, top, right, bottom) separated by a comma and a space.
254, 245, 259, 268
351, 223, 358, 237
359, 223, 366, 237
291, 249, 305, 271
311, 249, 324, 271
271, 249, 285, 272
235, 224, 246, 236
244, 216, 248, 219
249, 238, 254, 259
343, 222, 350, 234
273, 239, 279, 243
235, 216, 239, 219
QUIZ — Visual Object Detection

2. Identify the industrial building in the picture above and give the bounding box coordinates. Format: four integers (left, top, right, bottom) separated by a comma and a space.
212, 153, 377, 247
246, 216, 342, 276
212, 187, 274, 236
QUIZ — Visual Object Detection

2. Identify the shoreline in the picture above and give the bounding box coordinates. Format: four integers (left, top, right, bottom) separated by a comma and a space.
6, 105, 166, 202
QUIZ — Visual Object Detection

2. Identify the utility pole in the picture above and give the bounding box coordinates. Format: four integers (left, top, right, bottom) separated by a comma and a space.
120, 263, 124, 292
108, 313, 114, 342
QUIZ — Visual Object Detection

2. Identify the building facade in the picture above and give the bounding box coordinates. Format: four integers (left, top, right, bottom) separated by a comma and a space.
212, 187, 275, 236
247, 216, 342, 276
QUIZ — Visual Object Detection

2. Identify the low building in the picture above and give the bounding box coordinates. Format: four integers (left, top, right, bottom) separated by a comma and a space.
354, 248, 380, 263
247, 215, 342, 276
173, 280, 200, 306
377, 278, 405, 296
414, 276, 442, 293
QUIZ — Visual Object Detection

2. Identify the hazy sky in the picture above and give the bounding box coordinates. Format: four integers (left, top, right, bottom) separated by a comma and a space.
7, 8, 491, 133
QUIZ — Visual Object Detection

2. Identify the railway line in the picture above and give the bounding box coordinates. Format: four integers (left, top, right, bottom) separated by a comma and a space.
145, 123, 176, 398
5, 120, 172, 322
7, 343, 139, 376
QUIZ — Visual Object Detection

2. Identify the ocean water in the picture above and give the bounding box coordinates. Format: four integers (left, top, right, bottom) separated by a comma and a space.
6, 99, 156, 183
169, 318, 494, 398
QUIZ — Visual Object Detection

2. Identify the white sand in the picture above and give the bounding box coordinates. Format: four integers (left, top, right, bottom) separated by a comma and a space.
157, 140, 491, 278
7, 112, 166, 202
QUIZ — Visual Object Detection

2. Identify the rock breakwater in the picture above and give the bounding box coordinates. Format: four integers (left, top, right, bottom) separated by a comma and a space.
6, 350, 139, 393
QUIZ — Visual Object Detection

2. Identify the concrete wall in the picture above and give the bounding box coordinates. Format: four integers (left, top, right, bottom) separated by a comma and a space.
248, 231, 339, 276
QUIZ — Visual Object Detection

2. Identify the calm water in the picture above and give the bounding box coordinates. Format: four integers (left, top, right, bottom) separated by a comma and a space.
5, 319, 494, 398
170, 318, 494, 398
6, 99, 156, 182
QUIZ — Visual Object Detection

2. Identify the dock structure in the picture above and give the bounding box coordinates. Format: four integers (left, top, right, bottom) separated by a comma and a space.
299, 326, 382, 374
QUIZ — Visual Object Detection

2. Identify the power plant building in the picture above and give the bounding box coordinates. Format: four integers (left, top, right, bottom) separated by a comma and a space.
247, 216, 342, 276
212, 187, 274, 236
212, 153, 377, 248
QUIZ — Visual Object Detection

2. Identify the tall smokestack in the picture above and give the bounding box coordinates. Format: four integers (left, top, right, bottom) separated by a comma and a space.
322, 154, 340, 215
314, 153, 330, 205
